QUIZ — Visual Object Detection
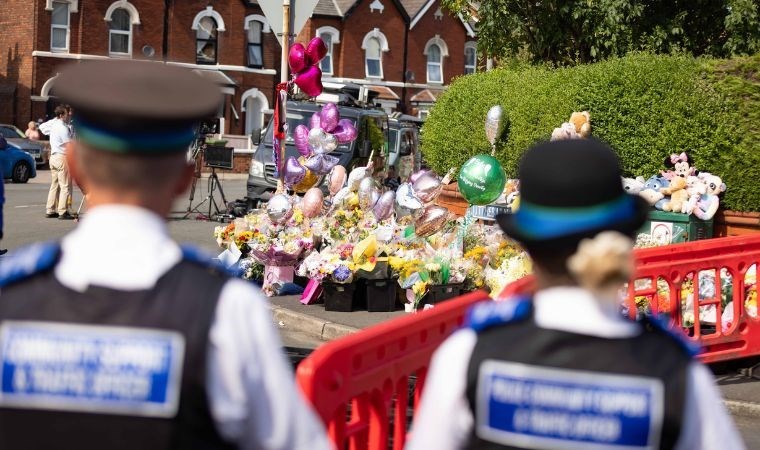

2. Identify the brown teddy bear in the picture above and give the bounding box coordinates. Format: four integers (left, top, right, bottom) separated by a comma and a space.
660, 176, 690, 213
569, 111, 591, 137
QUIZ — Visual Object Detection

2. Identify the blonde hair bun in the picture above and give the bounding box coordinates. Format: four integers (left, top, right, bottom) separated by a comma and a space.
567, 231, 634, 298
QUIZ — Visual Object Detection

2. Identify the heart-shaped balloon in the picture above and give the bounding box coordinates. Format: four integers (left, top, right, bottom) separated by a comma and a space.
301, 188, 324, 218
373, 191, 395, 221
308, 127, 325, 150
358, 177, 379, 210
304, 153, 339, 175
294, 124, 312, 157
309, 112, 321, 130
305, 37, 328, 66
288, 43, 307, 74
291, 157, 320, 193
412, 173, 442, 204
327, 165, 347, 196
414, 205, 450, 237
409, 169, 432, 186
395, 183, 424, 218
322, 133, 337, 152
319, 103, 339, 133
294, 65, 323, 97
333, 119, 358, 143
348, 166, 369, 191
283, 156, 306, 188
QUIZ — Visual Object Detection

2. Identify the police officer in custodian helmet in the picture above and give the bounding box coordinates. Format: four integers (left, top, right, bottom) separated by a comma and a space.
0, 60, 333, 450
406, 139, 743, 450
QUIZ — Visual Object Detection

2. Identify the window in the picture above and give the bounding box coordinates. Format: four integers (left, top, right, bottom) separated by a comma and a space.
427, 44, 442, 83
365, 38, 382, 78
196, 17, 218, 65
51, 1, 70, 51
109, 8, 131, 56
464, 43, 476, 74
247, 20, 263, 68
320, 33, 333, 74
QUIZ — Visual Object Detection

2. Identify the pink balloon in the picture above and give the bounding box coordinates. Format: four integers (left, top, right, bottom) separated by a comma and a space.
294, 65, 323, 97
373, 191, 395, 221
409, 169, 432, 185
294, 125, 312, 157
309, 112, 321, 130
305, 37, 328, 66
319, 103, 339, 133
333, 119, 358, 144
301, 188, 324, 218
304, 153, 339, 175
328, 165, 347, 196
288, 43, 307, 74
283, 156, 307, 188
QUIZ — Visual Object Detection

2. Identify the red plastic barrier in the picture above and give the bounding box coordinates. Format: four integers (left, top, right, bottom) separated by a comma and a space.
296, 291, 488, 450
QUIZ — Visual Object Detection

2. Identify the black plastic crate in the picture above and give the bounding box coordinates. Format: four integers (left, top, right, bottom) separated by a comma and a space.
366, 279, 397, 312
323, 282, 360, 312
426, 283, 464, 305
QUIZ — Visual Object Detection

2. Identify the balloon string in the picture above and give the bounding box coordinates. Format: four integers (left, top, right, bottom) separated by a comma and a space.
490, 144, 496, 157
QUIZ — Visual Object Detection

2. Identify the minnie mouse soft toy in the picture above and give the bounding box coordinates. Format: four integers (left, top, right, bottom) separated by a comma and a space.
661, 152, 697, 180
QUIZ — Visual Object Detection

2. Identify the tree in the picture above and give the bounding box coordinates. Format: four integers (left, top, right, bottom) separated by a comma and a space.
443, 0, 760, 65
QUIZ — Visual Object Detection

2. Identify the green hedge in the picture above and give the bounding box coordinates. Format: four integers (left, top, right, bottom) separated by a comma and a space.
421, 53, 760, 212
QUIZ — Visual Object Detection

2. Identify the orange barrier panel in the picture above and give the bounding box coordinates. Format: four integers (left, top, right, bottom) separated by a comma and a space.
296, 291, 488, 450
297, 235, 760, 449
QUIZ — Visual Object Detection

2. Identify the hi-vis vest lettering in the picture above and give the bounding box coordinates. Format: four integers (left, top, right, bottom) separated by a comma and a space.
0, 321, 185, 417
476, 360, 664, 450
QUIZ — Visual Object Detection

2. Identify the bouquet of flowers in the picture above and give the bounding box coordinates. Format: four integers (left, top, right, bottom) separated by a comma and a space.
297, 243, 356, 284
484, 253, 532, 297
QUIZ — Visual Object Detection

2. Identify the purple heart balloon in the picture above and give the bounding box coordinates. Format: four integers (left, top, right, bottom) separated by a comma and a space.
288, 43, 307, 74
284, 156, 306, 188
333, 119, 358, 144
409, 169, 432, 185
305, 37, 328, 66
304, 153, 339, 175
294, 124, 312, 157
294, 65, 323, 97
373, 191, 395, 220
309, 112, 321, 130
319, 103, 339, 133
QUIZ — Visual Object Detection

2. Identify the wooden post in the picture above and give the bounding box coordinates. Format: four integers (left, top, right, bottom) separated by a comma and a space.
277, 0, 291, 192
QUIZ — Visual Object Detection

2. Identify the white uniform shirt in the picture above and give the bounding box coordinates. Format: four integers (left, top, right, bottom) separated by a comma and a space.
55, 205, 334, 450
41, 118, 70, 155
405, 287, 745, 450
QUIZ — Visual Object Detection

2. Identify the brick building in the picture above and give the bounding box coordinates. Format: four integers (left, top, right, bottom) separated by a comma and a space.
0, 0, 475, 136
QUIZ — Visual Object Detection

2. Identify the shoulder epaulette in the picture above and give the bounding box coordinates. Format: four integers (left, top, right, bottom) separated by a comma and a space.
0, 241, 61, 289
180, 244, 241, 278
642, 314, 700, 358
466, 297, 532, 333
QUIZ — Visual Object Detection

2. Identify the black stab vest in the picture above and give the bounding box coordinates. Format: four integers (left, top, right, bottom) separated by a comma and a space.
464, 308, 691, 450
0, 257, 237, 450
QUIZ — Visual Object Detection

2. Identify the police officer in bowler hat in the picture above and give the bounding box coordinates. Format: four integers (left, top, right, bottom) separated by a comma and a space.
406, 139, 743, 450
0, 60, 333, 450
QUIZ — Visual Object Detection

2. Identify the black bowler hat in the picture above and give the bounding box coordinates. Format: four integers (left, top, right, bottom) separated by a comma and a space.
496, 139, 649, 248
54, 60, 221, 154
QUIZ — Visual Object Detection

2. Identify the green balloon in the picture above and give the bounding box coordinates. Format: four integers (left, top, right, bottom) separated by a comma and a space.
457, 154, 506, 205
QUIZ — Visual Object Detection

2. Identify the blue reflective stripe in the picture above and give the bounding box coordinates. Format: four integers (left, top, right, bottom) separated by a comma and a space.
74, 116, 195, 153
513, 195, 638, 239
0, 241, 60, 288
467, 297, 532, 332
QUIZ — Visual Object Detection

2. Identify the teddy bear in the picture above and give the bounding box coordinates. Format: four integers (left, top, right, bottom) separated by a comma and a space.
661, 151, 697, 181
622, 176, 646, 195
550, 122, 580, 141
660, 176, 690, 213
569, 111, 591, 137
639, 175, 670, 210
690, 172, 726, 220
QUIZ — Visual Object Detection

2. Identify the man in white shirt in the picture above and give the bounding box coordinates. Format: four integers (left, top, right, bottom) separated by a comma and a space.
44, 104, 74, 219
0, 60, 333, 450
406, 139, 744, 450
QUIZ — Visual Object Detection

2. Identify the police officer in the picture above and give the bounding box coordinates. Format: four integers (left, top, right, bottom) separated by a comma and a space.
0, 60, 333, 450
407, 139, 743, 450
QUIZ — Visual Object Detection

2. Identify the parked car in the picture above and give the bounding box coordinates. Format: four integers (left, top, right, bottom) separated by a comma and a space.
0, 124, 50, 167
247, 97, 389, 207
0, 136, 37, 183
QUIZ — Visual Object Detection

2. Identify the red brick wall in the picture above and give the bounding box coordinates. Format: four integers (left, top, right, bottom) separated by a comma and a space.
0, 0, 35, 127
339, 0, 407, 83
407, 0, 469, 86
298, 17, 344, 76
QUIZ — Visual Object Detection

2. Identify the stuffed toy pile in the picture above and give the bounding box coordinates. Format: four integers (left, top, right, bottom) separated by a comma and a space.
551, 112, 591, 141
622, 151, 726, 220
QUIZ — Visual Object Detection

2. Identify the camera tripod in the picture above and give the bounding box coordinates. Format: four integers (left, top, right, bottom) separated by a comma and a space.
183, 140, 230, 221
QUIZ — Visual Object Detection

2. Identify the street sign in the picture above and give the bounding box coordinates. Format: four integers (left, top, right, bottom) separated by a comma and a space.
467, 204, 512, 221
259, 0, 320, 46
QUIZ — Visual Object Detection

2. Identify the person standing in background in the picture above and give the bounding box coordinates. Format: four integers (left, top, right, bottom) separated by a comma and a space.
44, 105, 74, 220
24, 121, 41, 141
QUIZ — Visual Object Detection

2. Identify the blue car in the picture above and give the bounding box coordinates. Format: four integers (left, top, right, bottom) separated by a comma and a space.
0, 135, 37, 183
